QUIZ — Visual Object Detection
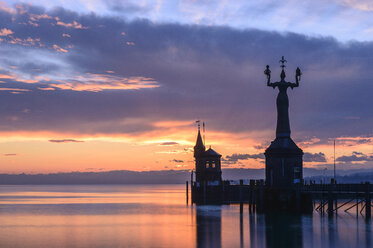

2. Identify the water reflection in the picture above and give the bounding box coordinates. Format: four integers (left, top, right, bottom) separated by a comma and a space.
196, 206, 222, 248
0, 185, 372, 248
264, 214, 303, 248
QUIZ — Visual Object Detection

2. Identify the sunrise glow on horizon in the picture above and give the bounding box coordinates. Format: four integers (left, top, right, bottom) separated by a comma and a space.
0, 1, 372, 174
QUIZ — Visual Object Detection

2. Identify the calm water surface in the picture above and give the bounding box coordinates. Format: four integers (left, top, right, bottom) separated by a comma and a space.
0, 185, 371, 248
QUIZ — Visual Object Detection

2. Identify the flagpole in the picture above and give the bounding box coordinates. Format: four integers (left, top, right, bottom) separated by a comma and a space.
203, 122, 205, 146
334, 140, 336, 183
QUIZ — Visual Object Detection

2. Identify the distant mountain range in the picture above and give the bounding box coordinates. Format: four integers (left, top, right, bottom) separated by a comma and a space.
0, 168, 373, 184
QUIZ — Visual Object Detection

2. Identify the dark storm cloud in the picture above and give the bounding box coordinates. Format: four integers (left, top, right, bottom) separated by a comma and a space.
336, 152, 373, 163
303, 152, 327, 162
0, 4, 372, 139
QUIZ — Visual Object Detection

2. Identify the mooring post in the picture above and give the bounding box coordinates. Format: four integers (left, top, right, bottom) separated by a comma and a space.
356, 193, 359, 217
240, 179, 243, 214
252, 182, 254, 213
334, 198, 338, 214
190, 171, 194, 204
203, 181, 206, 205
186, 181, 189, 204
366, 182, 371, 219
257, 181, 264, 213
249, 180, 254, 213
222, 182, 225, 203
328, 184, 333, 216
334, 183, 338, 214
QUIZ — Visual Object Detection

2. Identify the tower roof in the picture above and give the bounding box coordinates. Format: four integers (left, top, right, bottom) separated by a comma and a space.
194, 130, 205, 151
205, 147, 221, 157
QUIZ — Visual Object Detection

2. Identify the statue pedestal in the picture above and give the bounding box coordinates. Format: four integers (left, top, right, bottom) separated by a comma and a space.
265, 137, 303, 189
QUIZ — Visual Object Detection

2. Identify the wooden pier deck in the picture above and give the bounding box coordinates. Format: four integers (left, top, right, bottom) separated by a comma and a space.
188, 180, 373, 219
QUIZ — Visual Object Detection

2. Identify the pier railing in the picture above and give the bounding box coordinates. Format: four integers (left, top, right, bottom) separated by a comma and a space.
302, 183, 371, 194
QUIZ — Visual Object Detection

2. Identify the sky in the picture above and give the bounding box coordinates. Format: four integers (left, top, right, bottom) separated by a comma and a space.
0, 0, 372, 174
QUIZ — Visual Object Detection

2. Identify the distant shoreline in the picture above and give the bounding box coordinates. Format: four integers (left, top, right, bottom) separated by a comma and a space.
0, 168, 372, 185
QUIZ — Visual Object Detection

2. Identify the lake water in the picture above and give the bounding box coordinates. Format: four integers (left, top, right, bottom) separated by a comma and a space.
0, 185, 371, 248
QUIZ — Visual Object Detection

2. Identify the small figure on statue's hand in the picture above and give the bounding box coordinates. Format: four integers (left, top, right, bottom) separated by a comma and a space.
264, 65, 271, 85
296, 67, 302, 82
264, 65, 271, 78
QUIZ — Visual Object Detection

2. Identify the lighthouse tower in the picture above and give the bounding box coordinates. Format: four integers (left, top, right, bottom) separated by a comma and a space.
194, 126, 222, 185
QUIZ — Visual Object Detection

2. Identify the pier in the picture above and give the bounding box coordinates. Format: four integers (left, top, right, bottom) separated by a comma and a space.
188, 57, 373, 219
189, 180, 373, 219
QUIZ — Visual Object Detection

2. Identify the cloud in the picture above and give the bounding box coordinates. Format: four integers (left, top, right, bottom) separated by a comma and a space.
106, 0, 152, 14
336, 151, 373, 162
223, 153, 265, 164
52, 44, 68, 53
48, 139, 84, 143
336, 137, 373, 146
160, 142, 179, 146
4, 153, 17, 156
0, 28, 13, 36
48, 75, 159, 92
303, 152, 327, 162
0, 4, 371, 144
341, 0, 373, 11
170, 159, 184, 163
0, 87, 30, 92
253, 144, 267, 150
56, 20, 87, 29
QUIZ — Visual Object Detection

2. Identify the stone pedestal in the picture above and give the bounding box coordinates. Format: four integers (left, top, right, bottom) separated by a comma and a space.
265, 137, 303, 188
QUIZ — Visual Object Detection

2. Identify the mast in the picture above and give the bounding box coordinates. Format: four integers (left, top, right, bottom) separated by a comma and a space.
334, 140, 336, 183
203, 122, 206, 146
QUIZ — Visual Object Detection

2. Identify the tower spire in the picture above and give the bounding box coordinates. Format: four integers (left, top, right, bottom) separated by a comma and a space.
194, 120, 205, 158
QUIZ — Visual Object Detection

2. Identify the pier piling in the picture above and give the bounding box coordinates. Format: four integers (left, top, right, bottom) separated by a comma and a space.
366, 182, 371, 219
240, 180, 243, 214
328, 185, 333, 216
186, 181, 189, 204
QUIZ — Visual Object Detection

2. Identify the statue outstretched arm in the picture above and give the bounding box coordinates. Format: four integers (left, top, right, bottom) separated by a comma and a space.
264, 65, 277, 88
290, 67, 301, 89
295, 67, 301, 86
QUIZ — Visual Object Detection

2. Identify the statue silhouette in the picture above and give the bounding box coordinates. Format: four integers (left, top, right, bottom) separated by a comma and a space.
264, 56, 302, 138
264, 56, 304, 189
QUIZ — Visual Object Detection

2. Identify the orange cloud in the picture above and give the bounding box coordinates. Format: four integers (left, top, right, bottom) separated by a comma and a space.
37, 87, 55, 91
0, 87, 30, 92
52, 44, 68, 53
49, 74, 159, 92
0, 2, 16, 15
0, 74, 14, 79
29, 13, 53, 21
0, 28, 13, 36
7, 36, 44, 47
56, 20, 87, 29
0, 68, 159, 92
